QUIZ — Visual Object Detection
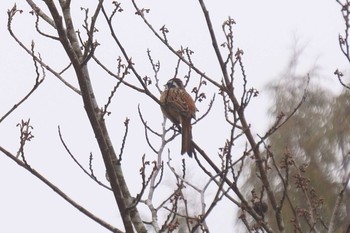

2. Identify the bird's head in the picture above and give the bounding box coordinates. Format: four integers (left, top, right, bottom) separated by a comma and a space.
164, 78, 184, 90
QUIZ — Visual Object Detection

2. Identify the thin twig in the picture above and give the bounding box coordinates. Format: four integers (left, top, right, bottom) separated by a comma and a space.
130, 0, 222, 89
26, 0, 56, 28
328, 171, 350, 233
117, 118, 130, 162
0, 145, 121, 233
58, 126, 112, 191
0, 60, 44, 123
7, 5, 81, 95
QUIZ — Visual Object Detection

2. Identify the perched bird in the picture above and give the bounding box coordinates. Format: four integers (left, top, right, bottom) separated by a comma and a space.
160, 78, 196, 157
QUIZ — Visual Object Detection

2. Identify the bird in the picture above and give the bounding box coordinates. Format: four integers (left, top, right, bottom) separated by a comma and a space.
160, 78, 196, 157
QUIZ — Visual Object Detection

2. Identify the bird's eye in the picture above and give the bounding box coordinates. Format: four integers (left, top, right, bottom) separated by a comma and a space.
167, 81, 176, 88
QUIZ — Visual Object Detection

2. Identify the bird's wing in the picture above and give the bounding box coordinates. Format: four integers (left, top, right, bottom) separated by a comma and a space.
167, 89, 196, 119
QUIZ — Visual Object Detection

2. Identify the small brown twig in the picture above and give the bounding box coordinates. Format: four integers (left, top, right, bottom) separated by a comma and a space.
101, 63, 130, 118
58, 126, 112, 191
334, 68, 350, 90
117, 118, 130, 162
146, 49, 160, 91
33, 13, 59, 40
101, 4, 160, 105
129, 155, 159, 209
257, 74, 310, 144
130, 0, 222, 89
137, 105, 170, 154
0, 41, 45, 124
7, 4, 81, 95
16, 119, 34, 166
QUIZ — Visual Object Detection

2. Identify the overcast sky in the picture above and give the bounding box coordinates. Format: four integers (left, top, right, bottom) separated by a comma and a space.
0, 0, 348, 232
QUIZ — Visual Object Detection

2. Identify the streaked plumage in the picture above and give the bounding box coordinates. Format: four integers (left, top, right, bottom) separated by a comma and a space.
160, 78, 196, 157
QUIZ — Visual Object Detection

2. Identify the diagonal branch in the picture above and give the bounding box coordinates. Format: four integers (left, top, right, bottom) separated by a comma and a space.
130, 0, 222, 89
26, 0, 56, 28
0, 145, 122, 233
58, 126, 112, 191
7, 5, 81, 95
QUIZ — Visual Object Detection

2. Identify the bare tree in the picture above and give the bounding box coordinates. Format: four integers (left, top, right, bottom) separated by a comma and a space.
1, 1, 349, 233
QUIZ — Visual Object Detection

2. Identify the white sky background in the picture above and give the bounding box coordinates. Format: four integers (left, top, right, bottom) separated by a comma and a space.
0, 0, 348, 232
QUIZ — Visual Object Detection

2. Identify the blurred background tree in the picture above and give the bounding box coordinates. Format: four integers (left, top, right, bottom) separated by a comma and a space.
242, 48, 350, 232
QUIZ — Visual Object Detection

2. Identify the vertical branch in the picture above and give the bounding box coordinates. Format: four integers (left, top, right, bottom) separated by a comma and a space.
197, 0, 230, 88
42, 1, 146, 232
336, 0, 350, 89
328, 172, 350, 233
197, 0, 283, 231
337, 0, 350, 63
16, 119, 34, 165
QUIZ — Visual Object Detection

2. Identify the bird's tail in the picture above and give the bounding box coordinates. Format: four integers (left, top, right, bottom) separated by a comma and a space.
181, 120, 193, 157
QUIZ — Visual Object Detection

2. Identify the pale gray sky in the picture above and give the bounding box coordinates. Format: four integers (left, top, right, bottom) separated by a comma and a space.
0, 0, 347, 232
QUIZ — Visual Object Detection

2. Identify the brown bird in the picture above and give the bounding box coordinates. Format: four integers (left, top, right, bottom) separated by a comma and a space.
160, 78, 196, 157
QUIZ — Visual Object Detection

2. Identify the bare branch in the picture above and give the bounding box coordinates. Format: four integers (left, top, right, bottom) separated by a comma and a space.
328, 172, 350, 233
197, 0, 230, 88
130, 155, 159, 209
334, 68, 350, 90
93, 55, 145, 93
16, 119, 34, 165
7, 5, 81, 94
130, 0, 222, 89
26, 0, 56, 28
117, 118, 130, 162
257, 74, 310, 144
43, 1, 143, 231
0, 42, 45, 124
58, 126, 112, 191
101, 4, 160, 105
0, 145, 122, 233
33, 13, 59, 40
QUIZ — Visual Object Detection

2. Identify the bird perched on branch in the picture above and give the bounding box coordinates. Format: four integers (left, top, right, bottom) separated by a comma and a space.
160, 78, 196, 157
